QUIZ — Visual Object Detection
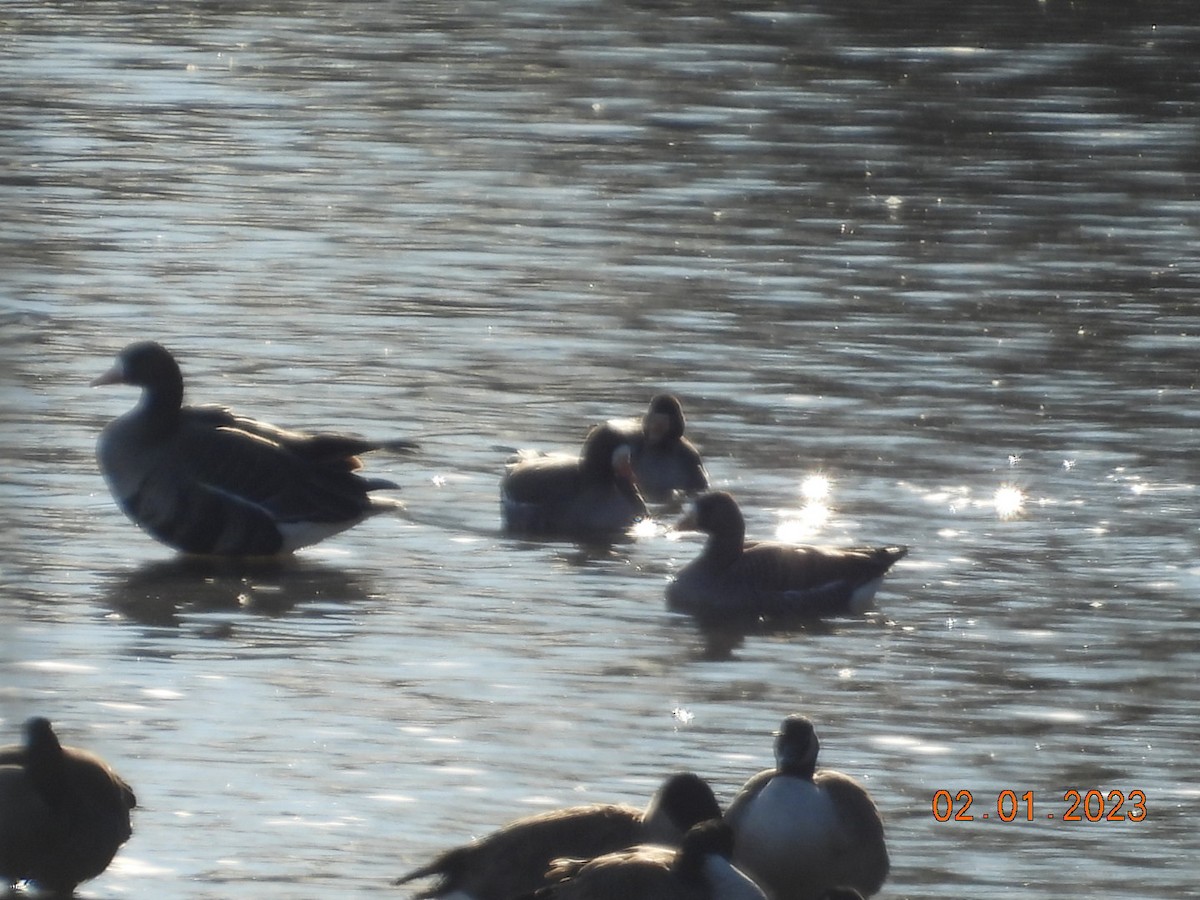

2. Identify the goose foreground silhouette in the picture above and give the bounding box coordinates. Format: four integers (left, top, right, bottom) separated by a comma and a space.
611, 394, 709, 502
666, 492, 906, 621
726, 716, 888, 900
394, 772, 720, 900
0, 717, 136, 894
500, 422, 647, 538
528, 819, 766, 900
92, 341, 414, 556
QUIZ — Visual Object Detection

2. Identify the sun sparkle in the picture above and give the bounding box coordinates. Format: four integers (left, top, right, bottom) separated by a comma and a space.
993, 485, 1025, 520
631, 517, 660, 538
800, 473, 831, 501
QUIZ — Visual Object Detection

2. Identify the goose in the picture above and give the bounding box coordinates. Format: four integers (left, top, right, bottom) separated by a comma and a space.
500, 422, 646, 538
666, 492, 906, 621
0, 717, 137, 895
92, 340, 414, 556
613, 394, 708, 502
725, 716, 888, 900
530, 819, 766, 900
393, 772, 721, 900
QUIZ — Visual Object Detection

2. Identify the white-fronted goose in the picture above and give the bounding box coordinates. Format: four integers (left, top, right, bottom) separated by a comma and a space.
393, 772, 721, 900
614, 394, 708, 502
726, 716, 888, 900
92, 341, 413, 556
0, 717, 137, 895
500, 422, 647, 538
666, 492, 906, 621
531, 819, 766, 900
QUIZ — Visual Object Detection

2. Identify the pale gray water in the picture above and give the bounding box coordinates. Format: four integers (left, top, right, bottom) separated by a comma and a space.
1, 1, 1197, 897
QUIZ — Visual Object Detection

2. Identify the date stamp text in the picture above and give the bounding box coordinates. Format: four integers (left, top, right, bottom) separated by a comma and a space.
931, 789, 1147, 822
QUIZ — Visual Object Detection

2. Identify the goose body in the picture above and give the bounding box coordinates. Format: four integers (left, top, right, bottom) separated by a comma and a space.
666, 492, 906, 621
394, 773, 720, 900
611, 394, 708, 502
726, 716, 888, 900
532, 820, 766, 900
0, 718, 136, 894
92, 341, 411, 556
500, 422, 646, 538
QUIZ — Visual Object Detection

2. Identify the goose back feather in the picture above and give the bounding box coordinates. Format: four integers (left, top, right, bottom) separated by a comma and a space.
533, 820, 765, 900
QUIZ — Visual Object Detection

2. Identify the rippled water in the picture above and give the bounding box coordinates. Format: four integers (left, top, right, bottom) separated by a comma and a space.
2, 2, 1197, 897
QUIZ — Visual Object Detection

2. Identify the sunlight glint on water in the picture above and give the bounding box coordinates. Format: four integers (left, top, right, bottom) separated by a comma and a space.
1, 2, 1197, 898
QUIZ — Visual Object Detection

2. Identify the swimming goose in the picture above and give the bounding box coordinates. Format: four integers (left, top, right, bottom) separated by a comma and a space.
92, 341, 413, 556
666, 492, 906, 621
725, 716, 888, 900
0, 717, 137, 895
614, 394, 708, 502
500, 422, 647, 538
393, 772, 721, 900
531, 819, 766, 900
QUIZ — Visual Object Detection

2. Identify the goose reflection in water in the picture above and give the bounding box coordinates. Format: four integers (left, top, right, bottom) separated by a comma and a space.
686, 615, 842, 663
101, 557, 376, 630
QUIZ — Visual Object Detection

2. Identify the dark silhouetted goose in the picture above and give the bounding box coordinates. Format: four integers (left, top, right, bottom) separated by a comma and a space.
666, 492, 906, 621
394, 772, 721, 900
612, 394, 708, 502
92, 341, 413, 556
726, 716, 888, 900
500, 422, 647, 538
0, 717, 137, 895
531, 819, 766, 900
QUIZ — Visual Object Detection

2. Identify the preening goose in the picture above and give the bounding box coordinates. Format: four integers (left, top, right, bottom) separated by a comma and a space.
614, 394, 708, 502
0, 717, 137, 895
393, 772, 721, 900
531, 819, 766, 900
92, 341, 413, 556
666, 492, 906, 621
725, 716, 888, 900
500, 422, 646, 538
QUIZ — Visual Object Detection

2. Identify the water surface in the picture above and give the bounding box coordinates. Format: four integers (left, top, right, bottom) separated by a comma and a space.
2, 2, 1197, 897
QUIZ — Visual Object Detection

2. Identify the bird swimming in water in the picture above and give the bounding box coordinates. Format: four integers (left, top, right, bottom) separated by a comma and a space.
667, 491, 906, 622
725, 715, 889, 900
501, 421, 646, 539
92, 340, 414, 556
394, 772, 721, 900
0, 717, 137, 895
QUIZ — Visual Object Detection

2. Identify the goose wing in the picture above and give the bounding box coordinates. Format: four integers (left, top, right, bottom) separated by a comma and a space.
178, 415, 390, 519
501, 453, 583, 505
394, 804, 644, 900
104, 410, 397, 555
813, 771, 889, 894
216, 408, 412, 467
540, 845, 694, 900
739, 544, 906, 616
